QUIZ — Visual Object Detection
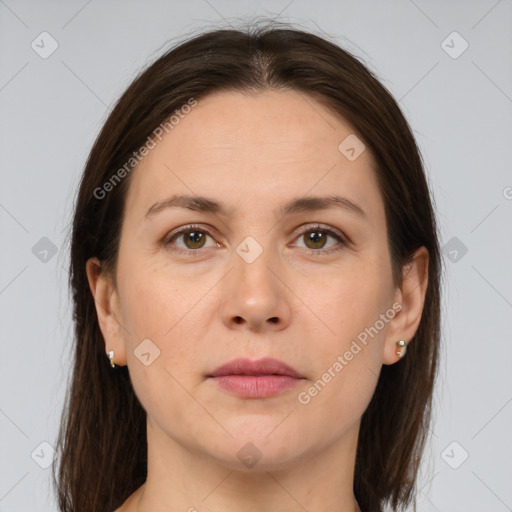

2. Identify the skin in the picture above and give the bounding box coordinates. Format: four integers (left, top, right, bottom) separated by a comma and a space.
86, 89, 428, 512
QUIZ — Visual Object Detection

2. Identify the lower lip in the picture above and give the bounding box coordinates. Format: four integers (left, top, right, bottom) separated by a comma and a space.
209, 375, 302, 398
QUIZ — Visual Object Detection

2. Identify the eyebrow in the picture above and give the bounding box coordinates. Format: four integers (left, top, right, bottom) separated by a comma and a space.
144, 194, 367, 220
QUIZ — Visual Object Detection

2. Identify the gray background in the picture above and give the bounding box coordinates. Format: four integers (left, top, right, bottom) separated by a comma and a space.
1, 1, 511, 511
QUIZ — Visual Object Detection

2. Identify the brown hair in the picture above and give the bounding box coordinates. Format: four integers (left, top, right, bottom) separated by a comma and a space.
53, 21, 442, 512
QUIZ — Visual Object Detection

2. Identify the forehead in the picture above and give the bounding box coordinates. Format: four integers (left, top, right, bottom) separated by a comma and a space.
124, 89, 383, 221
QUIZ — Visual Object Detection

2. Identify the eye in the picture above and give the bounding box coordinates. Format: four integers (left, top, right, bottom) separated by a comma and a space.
163, 223, 347, 256
163, 224, 219, 254
291, 224, 346, 254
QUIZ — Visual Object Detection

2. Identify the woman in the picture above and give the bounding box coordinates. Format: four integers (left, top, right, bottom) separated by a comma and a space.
53, 22, 442, 512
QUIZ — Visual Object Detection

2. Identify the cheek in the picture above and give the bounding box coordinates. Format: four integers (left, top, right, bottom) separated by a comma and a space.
118, 269, 210, 427
118, 258, 202, 339
297, 279, 389, 426
305, 259, 393, 345
298, 256, 393, 410
118, 263, 214, 377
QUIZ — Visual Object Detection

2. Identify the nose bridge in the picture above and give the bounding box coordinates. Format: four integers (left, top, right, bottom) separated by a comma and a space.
232, 232, 277, 297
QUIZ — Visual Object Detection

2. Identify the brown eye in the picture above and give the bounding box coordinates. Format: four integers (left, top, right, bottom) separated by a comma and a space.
180, 230, 207, 249
291, 225, 346, 254
164, 225, 218, 254
303, 230, 329, 250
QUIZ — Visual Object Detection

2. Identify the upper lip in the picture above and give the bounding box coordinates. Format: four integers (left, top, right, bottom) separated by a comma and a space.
208, 357, 304, 378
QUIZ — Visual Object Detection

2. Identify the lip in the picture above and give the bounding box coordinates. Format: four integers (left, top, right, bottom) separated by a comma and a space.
207, 357, 304, 399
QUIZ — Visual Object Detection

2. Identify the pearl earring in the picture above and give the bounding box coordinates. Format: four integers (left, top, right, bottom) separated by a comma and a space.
107, 350, 115, 367
396, 339, 407, 358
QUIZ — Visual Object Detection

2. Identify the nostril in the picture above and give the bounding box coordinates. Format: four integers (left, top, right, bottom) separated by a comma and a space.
269, 317, 278, 323
234, 316, 243, 324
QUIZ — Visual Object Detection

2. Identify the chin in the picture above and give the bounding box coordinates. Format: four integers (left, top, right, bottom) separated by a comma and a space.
201, 424, 306, 472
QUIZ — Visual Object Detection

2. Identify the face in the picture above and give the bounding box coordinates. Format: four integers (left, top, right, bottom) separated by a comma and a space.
96, 89, 406, 471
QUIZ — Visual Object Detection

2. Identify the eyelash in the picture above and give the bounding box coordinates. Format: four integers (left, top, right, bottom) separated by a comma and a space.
163, 223, 347, 256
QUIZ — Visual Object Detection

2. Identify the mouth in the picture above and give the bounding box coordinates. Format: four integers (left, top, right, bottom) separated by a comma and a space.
207, 357, 305, 399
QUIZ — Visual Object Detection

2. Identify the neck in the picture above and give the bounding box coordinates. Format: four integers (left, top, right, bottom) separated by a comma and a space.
135, 417, 362, 512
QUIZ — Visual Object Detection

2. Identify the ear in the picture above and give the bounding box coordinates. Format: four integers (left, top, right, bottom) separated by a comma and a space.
382, 246, 429, 365
85, 257, 127, 366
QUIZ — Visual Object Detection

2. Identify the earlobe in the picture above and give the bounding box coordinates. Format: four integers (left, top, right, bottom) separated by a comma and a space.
85, 257, 127, 366
382, 246, 429, 365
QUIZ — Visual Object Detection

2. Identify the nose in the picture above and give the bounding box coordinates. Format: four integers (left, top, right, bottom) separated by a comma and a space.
220, 244, 292, 333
